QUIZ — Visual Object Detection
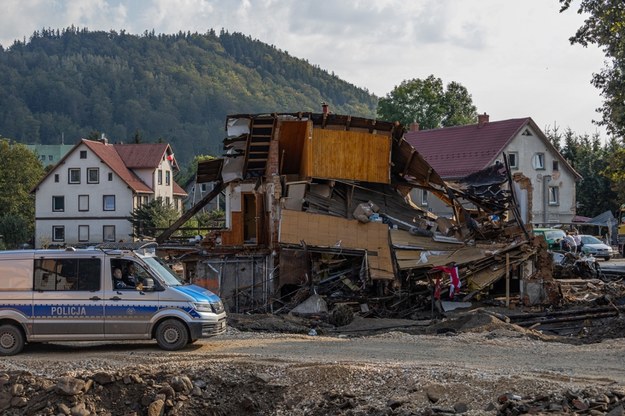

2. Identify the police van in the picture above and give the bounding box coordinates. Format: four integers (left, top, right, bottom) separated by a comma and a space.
0, 242, 227, 355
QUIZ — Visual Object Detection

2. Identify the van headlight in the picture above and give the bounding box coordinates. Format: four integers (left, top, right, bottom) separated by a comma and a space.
192, 302, 213, 312
210, 300, 224, 314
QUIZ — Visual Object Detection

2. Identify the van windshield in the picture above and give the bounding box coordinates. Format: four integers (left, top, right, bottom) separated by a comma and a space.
142, 256, 185, 286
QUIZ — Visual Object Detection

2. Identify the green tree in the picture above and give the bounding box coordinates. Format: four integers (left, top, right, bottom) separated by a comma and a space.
376, 75, 477, 129
0, 138, 44, 248
560, 0, 625, 138
602, 138, 625, 205
129, 199, 181, 239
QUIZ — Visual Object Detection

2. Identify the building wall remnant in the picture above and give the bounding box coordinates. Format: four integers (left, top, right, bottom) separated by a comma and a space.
171, 110, 554, 315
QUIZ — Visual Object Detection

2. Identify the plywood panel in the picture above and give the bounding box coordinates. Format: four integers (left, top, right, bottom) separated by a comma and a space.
279, 210, 394, 280
221, 211, 243, 246
302, 128, 391, 183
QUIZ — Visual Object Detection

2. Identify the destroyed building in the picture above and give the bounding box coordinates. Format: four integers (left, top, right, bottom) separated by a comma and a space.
157, 110, 546, 316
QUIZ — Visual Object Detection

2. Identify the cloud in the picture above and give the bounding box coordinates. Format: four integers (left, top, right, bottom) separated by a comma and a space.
0, 0, 610, 136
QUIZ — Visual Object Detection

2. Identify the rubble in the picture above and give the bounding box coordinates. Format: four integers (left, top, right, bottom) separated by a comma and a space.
156, 110, 553, 319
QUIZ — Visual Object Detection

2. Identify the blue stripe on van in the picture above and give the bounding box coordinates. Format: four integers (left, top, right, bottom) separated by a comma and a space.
0, 304, 32, 317
33, 304, 104, 318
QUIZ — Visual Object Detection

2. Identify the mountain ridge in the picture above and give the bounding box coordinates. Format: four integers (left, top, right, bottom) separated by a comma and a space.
0, 27, 378, 164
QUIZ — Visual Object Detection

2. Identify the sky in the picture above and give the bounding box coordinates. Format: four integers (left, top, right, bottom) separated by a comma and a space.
0, 0, 609, 138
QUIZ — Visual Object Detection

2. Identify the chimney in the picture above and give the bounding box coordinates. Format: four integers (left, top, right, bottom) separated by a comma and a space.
409, 121, 420, 132
478, 112, 489, 128
321, 102, 329, 115
100, 133, 108, 144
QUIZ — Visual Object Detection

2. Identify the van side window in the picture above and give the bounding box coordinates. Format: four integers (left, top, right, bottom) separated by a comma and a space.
34, 259, 101, 291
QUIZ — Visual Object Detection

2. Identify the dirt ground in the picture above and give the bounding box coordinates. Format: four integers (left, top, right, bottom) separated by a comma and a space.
1, 310, 624, 415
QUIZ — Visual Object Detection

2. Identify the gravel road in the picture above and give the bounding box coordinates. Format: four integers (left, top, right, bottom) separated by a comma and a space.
2, 325, 624, 415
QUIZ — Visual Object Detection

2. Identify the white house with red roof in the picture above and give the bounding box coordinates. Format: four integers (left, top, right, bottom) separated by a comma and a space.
31, 138, 187, 247
405, 114, 582, 225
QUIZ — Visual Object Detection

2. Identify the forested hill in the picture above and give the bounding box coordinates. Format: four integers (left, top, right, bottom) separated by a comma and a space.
0, 27, 378, 164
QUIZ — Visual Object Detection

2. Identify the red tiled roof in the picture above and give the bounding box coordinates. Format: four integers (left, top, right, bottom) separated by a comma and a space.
83, 140, 153, 193
404, 118, 530, 179
113, 143, 172, 169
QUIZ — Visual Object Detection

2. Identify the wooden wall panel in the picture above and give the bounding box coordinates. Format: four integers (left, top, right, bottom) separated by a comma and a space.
220, 211, 243, 246
303, 129, 391, 183
279, 210, 394, 280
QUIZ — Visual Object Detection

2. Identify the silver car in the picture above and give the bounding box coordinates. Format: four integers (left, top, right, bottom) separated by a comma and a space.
579, 235, 614, 261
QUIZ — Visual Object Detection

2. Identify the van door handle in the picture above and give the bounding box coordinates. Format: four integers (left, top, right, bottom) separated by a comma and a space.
109, 296, 121, 301
90, 296, 101, 301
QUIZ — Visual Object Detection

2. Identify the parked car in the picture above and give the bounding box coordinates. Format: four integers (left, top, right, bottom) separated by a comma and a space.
579, 234, 614, 261
533, 227, 567, 250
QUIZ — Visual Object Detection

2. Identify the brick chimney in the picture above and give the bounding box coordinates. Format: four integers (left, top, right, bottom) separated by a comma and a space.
409, 121, 420, 132
478, 112, 489, 128
321, 102, 329, 115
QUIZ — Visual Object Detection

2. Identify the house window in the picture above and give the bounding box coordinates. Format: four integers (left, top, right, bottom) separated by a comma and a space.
54, 174, 59, 183
68, 168, 81, 184
165, 197, 170, 206
158, 169, 163, 185
87, 168, 99, 184
200, 183, 207, 192
103, 195, 116, 211
52, 226, 65, 242
553, 160, 559, 171
532, 153, 545, 170
142, 195, 149, 205
78, 195, 89, 211
78, 225, 89, 242
52, 196, 65, 212
507, 152, 519, 169
40, 155, 45, 161
421, 190, 428, 206
165, 171, 171, 186
108, 172, 113, 181
103, 225, 115, 242
48, 155, 53, 161
548, 186, 559, 205
80, 150, 87, 159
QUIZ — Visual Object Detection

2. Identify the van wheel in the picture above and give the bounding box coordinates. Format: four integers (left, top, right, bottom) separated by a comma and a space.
0, 324, 25, 356
155, 319, 189, 351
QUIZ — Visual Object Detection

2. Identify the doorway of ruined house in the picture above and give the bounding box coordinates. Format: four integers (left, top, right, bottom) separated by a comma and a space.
243, 193, 257, 244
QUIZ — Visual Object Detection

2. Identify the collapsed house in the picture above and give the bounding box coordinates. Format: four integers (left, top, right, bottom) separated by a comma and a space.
157, 110, 547, 316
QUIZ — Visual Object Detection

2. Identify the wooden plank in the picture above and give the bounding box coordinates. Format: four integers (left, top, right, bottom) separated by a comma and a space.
221, 211, 244, 246
306, 128, 391, 183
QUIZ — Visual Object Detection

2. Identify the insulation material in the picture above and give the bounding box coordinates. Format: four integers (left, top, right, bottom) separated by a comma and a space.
279, 210, 394, 280
227, 117, 251, 137
283, 181, 307, 211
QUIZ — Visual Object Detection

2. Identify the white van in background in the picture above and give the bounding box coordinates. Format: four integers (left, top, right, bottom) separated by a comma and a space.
0, 242, 227, 355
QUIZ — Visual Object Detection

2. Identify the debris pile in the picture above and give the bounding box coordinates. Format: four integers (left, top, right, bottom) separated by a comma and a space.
496, 389, 625, 415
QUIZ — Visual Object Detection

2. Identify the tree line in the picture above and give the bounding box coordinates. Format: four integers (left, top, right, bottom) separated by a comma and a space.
0, 27, 377, 164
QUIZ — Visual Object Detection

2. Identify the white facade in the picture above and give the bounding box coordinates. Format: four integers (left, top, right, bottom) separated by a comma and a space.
33, 141, 184, 248
412, 124, 578, 225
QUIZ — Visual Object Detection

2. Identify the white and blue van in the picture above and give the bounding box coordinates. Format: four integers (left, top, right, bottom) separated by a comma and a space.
0, 242, 226, 355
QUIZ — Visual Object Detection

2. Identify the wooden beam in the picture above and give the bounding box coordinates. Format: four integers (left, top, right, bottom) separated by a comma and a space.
156, 181, 226, 244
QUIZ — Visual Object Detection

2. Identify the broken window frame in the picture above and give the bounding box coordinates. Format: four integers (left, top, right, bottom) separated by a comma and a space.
507, 152, 519, 169
548, 186, 559, 206
532, 153, 545, 170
